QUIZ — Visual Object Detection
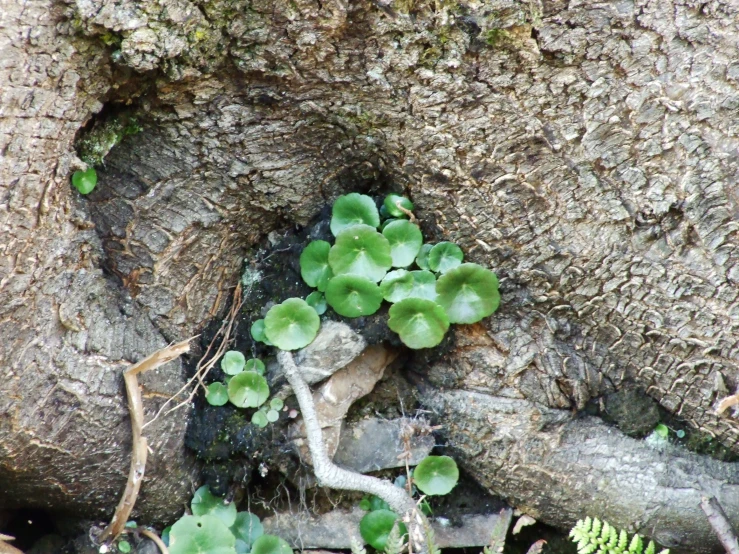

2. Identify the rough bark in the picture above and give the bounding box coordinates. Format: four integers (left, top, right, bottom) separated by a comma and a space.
2, 0, 739, 546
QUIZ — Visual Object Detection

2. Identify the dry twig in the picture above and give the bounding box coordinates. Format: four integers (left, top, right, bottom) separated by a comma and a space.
139, 528, 170, 554
100, 338, 193, 542
700, 496, 739, 554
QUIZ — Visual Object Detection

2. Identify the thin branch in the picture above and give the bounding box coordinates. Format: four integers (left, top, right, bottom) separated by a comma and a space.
100, 338, 193, 543
700, 496, 739, 554
139, 528, 170, 554
278, 350, 416, 515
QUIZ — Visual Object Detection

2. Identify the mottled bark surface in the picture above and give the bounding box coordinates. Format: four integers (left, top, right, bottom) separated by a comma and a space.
2, 0, 739, 547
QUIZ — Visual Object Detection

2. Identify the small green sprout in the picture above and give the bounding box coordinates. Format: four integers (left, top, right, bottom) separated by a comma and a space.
300, 240, 333, 292
264, 298, 320, 351
221, 351, 246, 375
251, 410, 268, 428
205, 382, 229, 406
330, 193, 381, 235
388, 298, 449, 349
382, 220, 423, 268
250, 319, 271, 345
117, 540, 131, 553
328, 225, 392, 282
383, 194, 414, 218
428, 242, 464, 273
435, 263, 500, 324
72, 167, 98, 195
412, 455, 459, 495
306, 291, 327, 315
270, 398, 284, 411
325, 274, 383, 317
359, 510, 407, 551
266, 409, 279, 422
251, 535, 293, 554
245, 358, 265, 375
228, 371, 270, 408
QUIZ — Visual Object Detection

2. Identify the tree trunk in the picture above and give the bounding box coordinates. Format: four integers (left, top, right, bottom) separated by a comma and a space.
2, 0, 739, 549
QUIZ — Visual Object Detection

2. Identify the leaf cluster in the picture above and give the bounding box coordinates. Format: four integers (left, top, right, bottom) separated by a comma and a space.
570, 518, 669, 554
166, 486, 292, 554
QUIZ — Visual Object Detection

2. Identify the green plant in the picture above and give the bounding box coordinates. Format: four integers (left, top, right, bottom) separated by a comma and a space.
264, 298, 320, 350
570, 518, 669, 554
166, 486, 282, 554
72, 167, 98, 194
654, 423, 685, 439
294, 192, 501, 349
412, 455, 459, 495
359, 510, 407, 551
228, 371, 270, 408
221, 351, 246, 375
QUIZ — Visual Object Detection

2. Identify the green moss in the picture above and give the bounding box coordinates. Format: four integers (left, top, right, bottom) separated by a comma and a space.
75, 114, 142, 166
100, 31, 122, 47
484, 28, 509, 47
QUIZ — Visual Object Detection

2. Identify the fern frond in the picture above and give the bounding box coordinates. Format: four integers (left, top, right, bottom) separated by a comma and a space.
570, 518, 667, 554
424, 522, 441, 554
385, 522, 406, 554
351, 536, 367, 554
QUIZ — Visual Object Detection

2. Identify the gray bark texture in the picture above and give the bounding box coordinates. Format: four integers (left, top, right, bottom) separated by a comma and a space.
2, 0, 739, 549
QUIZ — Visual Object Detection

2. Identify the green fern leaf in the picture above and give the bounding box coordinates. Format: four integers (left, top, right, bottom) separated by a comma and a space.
592, 518, 602, 538
629, 533, 643, 553
645, 541, 656, 554
618, 530, 628, 551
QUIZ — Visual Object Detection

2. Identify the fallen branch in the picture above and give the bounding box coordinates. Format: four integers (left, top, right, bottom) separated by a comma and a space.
700, 496, 739, 554
100, 338, 193, 543
278, 350, 417, 516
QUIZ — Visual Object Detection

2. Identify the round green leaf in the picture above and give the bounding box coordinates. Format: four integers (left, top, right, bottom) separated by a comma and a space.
380, 218, 399, 231
228, 371, 270, 408
428, 242, 464, 273
169, 514, 236, 554
264, 298, 321, 351
270, 398, 284, 411
413, 455, 459, 496
383, 194, 414, 218
251, 534, 293, 554
368, 496, 391, 512
231, 512, 263, 548
330, 193, 380, 235
300, 240, 333, 292
72, 168, 98, 195
359, 510, 407, 551
655, 423, 669, 438
359, 497, 371, 511
306, 291, 327, 315
380, 269, 412, 303
388, 298, 450, 349
221, 351, 246, 376
382, 220, 423, 268
408, 270, 437, 301
251, 410, 268, 428
435, 263, 500, 324
118, 540, 131, 553
206, 382, 229, 406
191, 486, 237, 526
266, 409, 279, 422
245, 358, 265, 375
328, 225, 392, 282
251, 319, 272, 345
415, 243, 433, 270
325, 274, 383, 317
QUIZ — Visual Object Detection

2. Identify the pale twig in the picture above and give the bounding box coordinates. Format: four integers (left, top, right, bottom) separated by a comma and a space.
143, 282, 246, 429
139, 528, 170, 554
717, 393, 739, 415
100, 338, 193, 542
701, 496, 739, 554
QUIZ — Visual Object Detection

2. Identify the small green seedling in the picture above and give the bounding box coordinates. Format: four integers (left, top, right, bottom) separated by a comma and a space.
206, 382, 229, 406
221, 351, 246, 375
359, 510, 407, 551
306, 291, 327, 315
245, 358, 266, 375
117, 540, 131, 553
654, 423, 685, 439
325, 274, 383, 317
250, 319, 272, 345
330, 193, 381, 235
251, 410, 269, 428
264, 298, 320, 351
412, 455, 459, 496
72, 167, 98, 194
228, 371, 270, 408
384, 194, 414, 218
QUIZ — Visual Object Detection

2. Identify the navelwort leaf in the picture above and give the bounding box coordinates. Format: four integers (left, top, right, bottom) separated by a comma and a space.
228, 371, 270, 408
413, 455, 459, 496
251, 534, 293, 554
300, 240, 333, 292
325, 274, 383, 317
221, 351, 246, 376
380, 270, 413, 303
251, 319, 272, 345
428, 242, 463, 274
359, 510, 407, 551
264, 298, 321, 351
330, 193, 380, 236
245, 358, 265, 375
306, 291, 327, 315
251, 410, 268, 428
168, 514, 236, 554
328, 224, 392, 283
231, 512, 263, 549
382, 220, 423, 268
383, 194, 414, 218
388, 298, 449, 349
72, 167, 98, 195
415, 243, 433, 270
206, 382, 229, 406
191, 486, 237, 527
435, 263, 500, 324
